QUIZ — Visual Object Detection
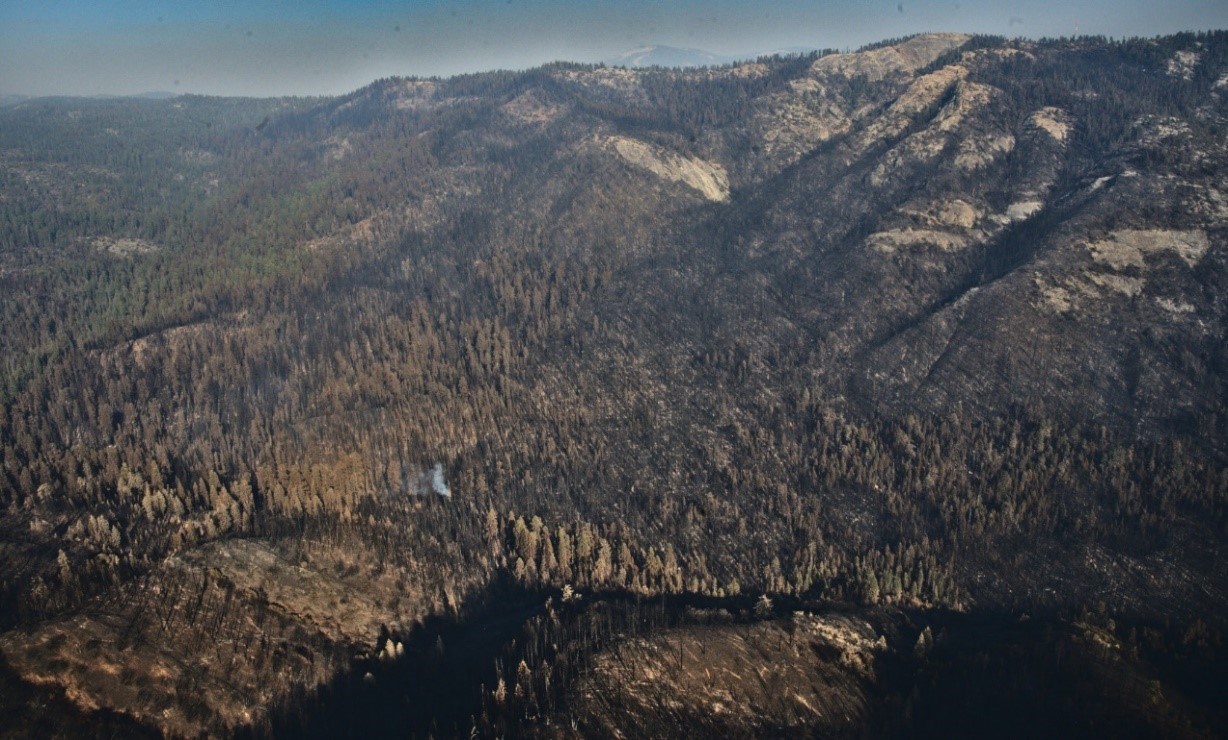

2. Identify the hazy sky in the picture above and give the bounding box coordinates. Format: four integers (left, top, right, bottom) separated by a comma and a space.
3, 0, 1227, 97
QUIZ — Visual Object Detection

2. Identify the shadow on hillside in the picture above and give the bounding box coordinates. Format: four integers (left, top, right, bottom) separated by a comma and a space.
242, 574, 547, 739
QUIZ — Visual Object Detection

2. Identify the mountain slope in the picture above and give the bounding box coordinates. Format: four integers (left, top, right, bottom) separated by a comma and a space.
0, 31, 1226, 735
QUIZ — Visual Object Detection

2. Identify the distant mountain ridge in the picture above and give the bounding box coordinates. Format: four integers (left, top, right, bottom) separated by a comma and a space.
604, 44, 738, 68
0, 91, 178, 107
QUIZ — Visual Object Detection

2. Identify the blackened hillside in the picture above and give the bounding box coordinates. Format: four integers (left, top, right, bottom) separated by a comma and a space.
0, 31, 1226, 736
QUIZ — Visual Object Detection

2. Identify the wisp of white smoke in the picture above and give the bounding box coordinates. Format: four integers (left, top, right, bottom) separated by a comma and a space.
430, 462, 451, 498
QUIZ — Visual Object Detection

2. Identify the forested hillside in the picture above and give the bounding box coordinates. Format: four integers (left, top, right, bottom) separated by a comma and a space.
1, 31, 1226, 736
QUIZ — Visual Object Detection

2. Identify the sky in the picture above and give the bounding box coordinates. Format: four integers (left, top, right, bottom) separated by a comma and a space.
2, 0, 1227, 97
